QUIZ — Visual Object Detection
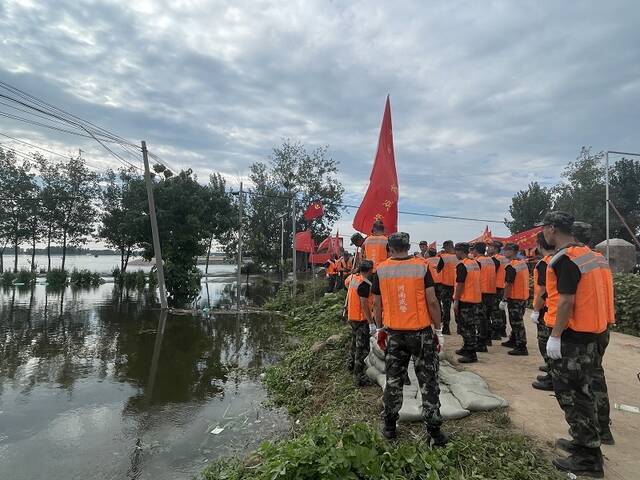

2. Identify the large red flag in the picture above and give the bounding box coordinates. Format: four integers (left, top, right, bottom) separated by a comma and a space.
294, 230, 314, 253
353, 95, 399, 235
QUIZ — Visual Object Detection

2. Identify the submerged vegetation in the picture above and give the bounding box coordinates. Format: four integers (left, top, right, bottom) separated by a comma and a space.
203, 283, 561, 480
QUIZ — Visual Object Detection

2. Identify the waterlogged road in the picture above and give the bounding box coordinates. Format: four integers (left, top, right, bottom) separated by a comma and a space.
0, 274, 289, 480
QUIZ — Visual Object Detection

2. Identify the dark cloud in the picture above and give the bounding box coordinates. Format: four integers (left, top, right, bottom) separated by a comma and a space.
1, 0, 639, 241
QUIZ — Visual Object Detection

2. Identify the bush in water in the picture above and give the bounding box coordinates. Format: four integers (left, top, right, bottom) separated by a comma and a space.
1, 271, 17, 286
165, 262, 202, 306
70, 269, 103, 287
46, 268, 68, 288
15, 269, 36, 285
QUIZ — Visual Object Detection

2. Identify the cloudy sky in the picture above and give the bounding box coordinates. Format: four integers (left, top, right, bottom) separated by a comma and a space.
1, 0, 639, 245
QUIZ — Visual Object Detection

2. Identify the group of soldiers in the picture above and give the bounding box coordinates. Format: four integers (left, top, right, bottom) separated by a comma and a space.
340, 211, 614, 478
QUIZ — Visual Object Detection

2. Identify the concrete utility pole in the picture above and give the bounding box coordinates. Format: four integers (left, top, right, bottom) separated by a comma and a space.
142, 141, 168, 309
291, 196, 297, 300
237, 182, 243, 310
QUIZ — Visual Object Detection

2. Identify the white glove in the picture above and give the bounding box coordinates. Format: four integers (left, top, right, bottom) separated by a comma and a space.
546, 336, 562, 360
369, 323, 377, 335
434, 327, 445, 350
530, 310, 540, 324
499, 300, 507, 311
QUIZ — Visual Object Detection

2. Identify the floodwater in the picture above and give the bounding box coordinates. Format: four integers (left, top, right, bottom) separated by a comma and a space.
1, 254, 234, 275
0, 269, 289, 480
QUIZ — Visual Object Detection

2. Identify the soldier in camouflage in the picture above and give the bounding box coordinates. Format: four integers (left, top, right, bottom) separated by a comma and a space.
347, 260, 375, 386
372, 232, 448, 447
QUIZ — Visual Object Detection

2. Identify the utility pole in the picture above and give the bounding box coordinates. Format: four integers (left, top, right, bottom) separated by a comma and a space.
142, 141, 168, 309
237, 182, 243, 310
291, 196, 297, 300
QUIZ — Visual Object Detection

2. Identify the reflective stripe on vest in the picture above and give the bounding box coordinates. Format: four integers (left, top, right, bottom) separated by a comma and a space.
460, 258, 482, 304
593, 252, 615, 324
507, 260, 529, 300
439, 253, 458, 286
545, 246, 609, 333
376, 258, 432, 330
363, 235, 388, 270
477, 256, 497, 294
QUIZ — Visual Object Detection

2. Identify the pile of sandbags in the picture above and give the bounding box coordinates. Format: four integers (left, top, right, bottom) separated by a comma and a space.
365, 337, 507, 422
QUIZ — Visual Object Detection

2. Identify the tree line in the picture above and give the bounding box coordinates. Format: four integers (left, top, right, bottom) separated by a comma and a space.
0, 139, 344, 305
506, 146, 640, 244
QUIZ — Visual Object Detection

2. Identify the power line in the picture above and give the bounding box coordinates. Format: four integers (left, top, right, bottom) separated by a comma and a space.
0, 131, 74, 159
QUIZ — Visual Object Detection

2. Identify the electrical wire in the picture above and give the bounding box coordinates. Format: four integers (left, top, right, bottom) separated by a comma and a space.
0, 131, 74, 159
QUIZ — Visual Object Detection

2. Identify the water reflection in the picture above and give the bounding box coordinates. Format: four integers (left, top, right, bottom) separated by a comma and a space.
0, 278, 288, 480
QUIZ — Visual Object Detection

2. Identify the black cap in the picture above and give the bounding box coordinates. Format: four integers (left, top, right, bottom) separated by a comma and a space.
536, 210, 575, 231
504, 242, 519, 252
359, 259, 374, 272
388, 232, 410, 249
419, 241, 428, 246
454, 242, 470, 253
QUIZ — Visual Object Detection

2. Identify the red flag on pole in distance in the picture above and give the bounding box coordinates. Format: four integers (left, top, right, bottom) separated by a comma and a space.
352, 95, 399, 235
294, 230, 314, 253
303, 201, 324, 221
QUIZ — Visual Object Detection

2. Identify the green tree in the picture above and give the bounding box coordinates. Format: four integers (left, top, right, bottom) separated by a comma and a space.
553, 147, 606, 243
242, 140, 344, 269
0, 148, 37, 272
37, 156, 65, 272
504, 181, 553, 234
609, 157, 640, 243
99, 167, 147, 273
137, 166, 234, 306
55, 156, 100, 271
203, 173, 235, 274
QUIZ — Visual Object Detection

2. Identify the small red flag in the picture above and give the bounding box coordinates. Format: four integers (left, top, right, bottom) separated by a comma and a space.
295, 230, 314, 253
303, 201, 324, 221
429, 241, 437, 250
353, 95, 398, 235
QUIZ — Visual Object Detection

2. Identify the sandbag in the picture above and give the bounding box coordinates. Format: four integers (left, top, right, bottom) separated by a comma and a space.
399, 401, 423, 422
449, 383, 508, 411
370, 337, 386, 361
368, 352, 387, 373
439, 391, 471, 419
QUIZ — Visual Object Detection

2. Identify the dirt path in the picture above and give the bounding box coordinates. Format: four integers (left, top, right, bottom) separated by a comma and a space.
446, 310, 640, 480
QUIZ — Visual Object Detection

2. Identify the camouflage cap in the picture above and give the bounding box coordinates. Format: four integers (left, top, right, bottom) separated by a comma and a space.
571, 221, 592, 244
418, 240, 428, 246
536, 210, 575, 231
359, 259, 374, 272
454, 242, 470, 253
388, 232, 410, 249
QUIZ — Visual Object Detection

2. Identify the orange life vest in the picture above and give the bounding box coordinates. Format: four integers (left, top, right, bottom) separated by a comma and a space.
326, 260, 337, 276
593, 251, 615, 325
336, 257, 347, 273
545, 246, 609, 333
425, 256, 441, 284
376, 257, 432, 330
494, 254, 509, 289
347, 274, 371, 322
459, 258, 482, 304
506, 259, 529, 301
362, 235, 388, 270
476, 255, 497, 294
439, 253, 458, 287
533, 255, 551, 302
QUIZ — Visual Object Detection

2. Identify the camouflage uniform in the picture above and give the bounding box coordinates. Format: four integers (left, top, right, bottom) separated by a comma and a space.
348, 321, 370, 383
439, 285, 454, 334
458, 302, 480, 354
384, 328, 442, 430
550, 337, 601, 448
507, 299, 527, 348
536, 309, 551, 365
593, 329, 612, 436
480, 293, 495, 345
492, 288, 507, 336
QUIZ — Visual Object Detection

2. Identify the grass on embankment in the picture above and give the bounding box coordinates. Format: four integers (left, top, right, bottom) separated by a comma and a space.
203, 282, 562, 480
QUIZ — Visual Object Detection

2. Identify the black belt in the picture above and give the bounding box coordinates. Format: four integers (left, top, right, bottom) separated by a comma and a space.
386, 326, 433, 334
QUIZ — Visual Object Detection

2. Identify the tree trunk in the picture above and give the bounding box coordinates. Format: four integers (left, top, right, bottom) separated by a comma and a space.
13, 237, 19, 273
31, 234, 36, 272
0, 245, 4, 273
47, 228, 52, 272
123, 247, 131, 273
120, 247, 125, 273
205, 236, 213, 276
61, 229, 67, 272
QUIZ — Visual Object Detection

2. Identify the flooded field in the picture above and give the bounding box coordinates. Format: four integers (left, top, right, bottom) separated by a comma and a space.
0, 270, 289, 480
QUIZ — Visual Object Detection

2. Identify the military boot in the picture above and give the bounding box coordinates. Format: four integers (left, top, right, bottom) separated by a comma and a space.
507, 346, 528, 356
539, 364, 549, 373
537, 374, 551, 382
600, 428, 615, 445
382, 420, 397, 440
531, 379, 553, 391
458, 354, 478, 364
428, 428, 449, 447
552, 446, 604, 478
501, 339, 516, 348
476, 344, 488, 353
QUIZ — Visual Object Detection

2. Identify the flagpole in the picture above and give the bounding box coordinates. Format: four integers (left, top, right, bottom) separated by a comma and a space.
292, 196, 297, 303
